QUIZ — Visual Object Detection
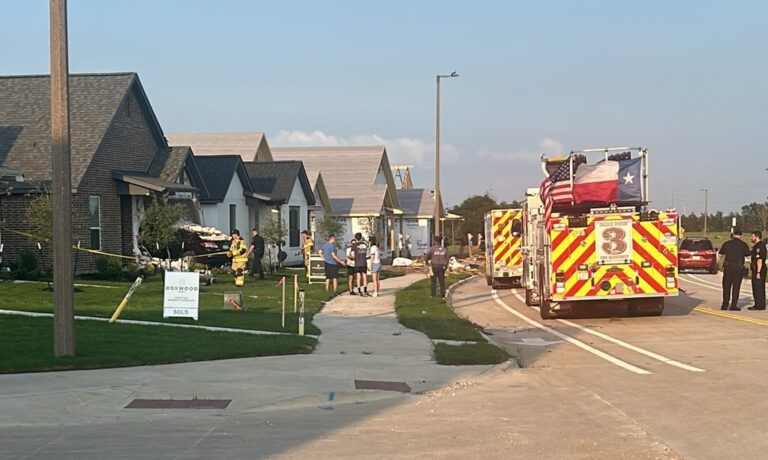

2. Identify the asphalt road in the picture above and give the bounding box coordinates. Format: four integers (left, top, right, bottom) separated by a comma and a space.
449, 272, 768, 459
2, 272, 766, 459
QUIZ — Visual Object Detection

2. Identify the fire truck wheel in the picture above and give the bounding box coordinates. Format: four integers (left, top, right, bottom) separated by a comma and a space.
539, 299, 555, 319
525, 288, 532, 306
486, 276, 492, 286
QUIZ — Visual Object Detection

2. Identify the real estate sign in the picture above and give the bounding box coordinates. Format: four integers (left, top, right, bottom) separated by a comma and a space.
163, 271, 200, 320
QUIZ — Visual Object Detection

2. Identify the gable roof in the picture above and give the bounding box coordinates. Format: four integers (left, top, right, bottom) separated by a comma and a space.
147, 146, 210, 197
166, 132, 273, 162
269, 145, 400, 215
0, 72, 165, 188
243, 161, 315, 205
397, 188, 436, 218
195, 155, 256, 203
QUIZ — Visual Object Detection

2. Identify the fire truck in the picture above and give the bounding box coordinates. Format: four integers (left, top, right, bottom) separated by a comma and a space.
522, 147, 679, 319
484, 208, 524, 289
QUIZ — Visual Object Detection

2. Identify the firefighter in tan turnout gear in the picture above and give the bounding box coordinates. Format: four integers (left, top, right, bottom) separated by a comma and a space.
227, 229, 249, 286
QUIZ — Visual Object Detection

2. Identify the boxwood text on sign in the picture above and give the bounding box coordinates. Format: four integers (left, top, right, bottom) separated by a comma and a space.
163, 272, 200, 320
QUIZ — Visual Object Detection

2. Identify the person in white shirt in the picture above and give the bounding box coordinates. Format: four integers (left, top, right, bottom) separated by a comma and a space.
369, 236, 382, 297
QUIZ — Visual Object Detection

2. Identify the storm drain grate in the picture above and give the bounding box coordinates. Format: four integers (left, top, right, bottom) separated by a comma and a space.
354, 380, 411, 393
125, 399, 231, 409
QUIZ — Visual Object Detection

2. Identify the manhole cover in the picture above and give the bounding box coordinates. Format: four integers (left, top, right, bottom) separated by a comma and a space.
354, 380, 411, 393
125, 399, 231, 409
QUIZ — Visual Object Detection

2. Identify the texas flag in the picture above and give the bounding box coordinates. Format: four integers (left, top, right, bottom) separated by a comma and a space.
572, 158, 641, 204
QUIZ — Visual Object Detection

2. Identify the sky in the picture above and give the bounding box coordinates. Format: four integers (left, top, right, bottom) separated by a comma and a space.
3, 0, 767, 214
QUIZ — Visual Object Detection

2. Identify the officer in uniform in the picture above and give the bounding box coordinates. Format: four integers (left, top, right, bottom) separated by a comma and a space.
748, 230, 766, 310
718, 228, 751, 311
425, 235, 448, 299
227, 229, 249, 287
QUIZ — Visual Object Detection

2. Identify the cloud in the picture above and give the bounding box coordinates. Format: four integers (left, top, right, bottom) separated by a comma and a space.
272, 129, 459, 166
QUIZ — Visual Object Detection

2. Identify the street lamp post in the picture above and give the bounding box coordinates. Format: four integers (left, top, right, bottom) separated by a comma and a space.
434, 71, 458, 242
701, 188, 708, 238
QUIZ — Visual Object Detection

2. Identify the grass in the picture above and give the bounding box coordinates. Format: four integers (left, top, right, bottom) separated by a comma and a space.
0, 269, 330, 335
0, 315, 316, 374
394, 274, 510, 366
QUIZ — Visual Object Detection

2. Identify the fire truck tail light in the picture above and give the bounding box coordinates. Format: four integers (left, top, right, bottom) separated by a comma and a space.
641, 261, 652, 268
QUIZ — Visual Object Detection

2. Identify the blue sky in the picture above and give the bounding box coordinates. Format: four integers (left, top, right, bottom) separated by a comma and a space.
3, 1, 767, 213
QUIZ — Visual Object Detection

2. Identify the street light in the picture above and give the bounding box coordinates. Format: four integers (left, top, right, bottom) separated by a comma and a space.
701, 188, 708, 238
434, 71, 458, 242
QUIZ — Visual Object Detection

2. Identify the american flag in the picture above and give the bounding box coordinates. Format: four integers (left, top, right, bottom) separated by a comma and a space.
539, 160, 573, 223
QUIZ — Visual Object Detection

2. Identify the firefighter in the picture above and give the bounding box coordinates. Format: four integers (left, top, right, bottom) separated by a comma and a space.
227, 229, 249, 287
301, 230, 313, 270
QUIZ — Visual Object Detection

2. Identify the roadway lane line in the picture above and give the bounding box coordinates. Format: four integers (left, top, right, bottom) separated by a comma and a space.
491, 291, 652, 375
693, 307, 768, 327
506, 290, 706, 373
685, 274, 752, 294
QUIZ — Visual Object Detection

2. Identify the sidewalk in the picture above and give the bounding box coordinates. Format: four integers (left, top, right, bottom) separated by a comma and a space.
0, 273, 494, 430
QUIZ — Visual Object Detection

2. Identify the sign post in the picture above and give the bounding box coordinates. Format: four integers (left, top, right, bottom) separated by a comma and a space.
298, 289, 305, 336
307, 255, 325, 284
163, 272, 200, 320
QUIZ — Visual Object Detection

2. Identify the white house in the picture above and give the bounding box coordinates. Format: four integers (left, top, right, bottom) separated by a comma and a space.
263, 146, 402, 257
396, 188, 436, 257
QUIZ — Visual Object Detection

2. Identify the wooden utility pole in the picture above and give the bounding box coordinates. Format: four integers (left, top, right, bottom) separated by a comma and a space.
50, 0, 75, 357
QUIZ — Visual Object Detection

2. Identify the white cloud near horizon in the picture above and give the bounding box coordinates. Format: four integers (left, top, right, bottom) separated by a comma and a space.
272, 129, 460, 167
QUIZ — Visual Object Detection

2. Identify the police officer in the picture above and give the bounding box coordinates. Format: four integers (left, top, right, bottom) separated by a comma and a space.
718, 228, 751, 311
227, 229, 249, 287
426, 235, 448, 299
748, 230, 766, 310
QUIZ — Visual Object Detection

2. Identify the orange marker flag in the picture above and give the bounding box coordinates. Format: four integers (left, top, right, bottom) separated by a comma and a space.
276, 276, 285, 287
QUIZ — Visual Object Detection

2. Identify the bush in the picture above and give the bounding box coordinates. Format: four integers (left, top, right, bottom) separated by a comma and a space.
94, 257, 123, 281
123, 263, 141, 280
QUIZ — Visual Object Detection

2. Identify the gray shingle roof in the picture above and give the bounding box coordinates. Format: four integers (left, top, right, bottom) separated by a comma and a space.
269, 146, 399, 215
243, 161, 315, 205
195, 155, 243, 203
0, 73, 147, 187
146, 146, 210, 197
397, 188, 435, 218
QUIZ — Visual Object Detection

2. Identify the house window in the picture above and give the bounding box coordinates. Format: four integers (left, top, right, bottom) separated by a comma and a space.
89, 196, 101, 250
229, 204, 237, 233
289, 206, 300, 247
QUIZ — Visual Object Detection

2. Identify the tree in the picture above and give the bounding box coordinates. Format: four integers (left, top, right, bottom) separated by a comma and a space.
261, 215, 288, 271
316, 215, 345, 248
741, 202, 768, 233
448, 193, 521, 242
26, 193, 53, 242
138, 199, 186, 257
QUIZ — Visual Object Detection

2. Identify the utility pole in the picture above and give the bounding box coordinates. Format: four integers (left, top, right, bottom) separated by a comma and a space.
701, 188, 708, 238
434, 71, 458, 241
50, 0, 75, 356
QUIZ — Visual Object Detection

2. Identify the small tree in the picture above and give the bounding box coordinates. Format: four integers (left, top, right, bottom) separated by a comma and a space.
138, 199, 186, 258
316, 215, 345, 248
261, 215, 287, 271
26, 193, 53, 242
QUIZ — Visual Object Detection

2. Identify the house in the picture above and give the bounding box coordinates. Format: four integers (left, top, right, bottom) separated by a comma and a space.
166, 132, 333, 254
264, 146, 402, 257
0, 73, 205, 270
396, 188, 437, 257
243, 161, 317, 266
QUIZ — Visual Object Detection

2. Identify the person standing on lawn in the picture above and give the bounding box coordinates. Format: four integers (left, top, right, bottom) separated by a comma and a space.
369, 236, 382, 297
227, 229, 249, 287
246, 227, 265, 280
321, 234, 346, 298
425, 235, 448, 299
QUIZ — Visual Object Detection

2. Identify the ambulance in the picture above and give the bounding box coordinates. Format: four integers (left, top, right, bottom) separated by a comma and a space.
484, 208, 524, 289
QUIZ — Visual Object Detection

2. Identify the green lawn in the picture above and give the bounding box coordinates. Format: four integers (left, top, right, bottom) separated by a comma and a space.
0, 269, 330, 335
394, 274, 510, 365
0, 315, 316, 374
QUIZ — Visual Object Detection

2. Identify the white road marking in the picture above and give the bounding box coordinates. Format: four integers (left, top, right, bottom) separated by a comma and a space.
686, 274, 751, 294
681, 274, 754, 300
505, 290, 706, 373
491, 291, 652, 375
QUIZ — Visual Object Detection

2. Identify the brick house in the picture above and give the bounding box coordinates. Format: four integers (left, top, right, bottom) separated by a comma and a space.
0, 73, 204, 271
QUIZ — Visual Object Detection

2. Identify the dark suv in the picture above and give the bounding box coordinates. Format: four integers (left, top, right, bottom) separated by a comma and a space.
146, 225, 231, 268
679, 237, 717, 273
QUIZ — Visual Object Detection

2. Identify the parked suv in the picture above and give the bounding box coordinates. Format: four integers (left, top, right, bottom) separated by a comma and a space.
679, 237, 717, 273
146, 223, 231, 268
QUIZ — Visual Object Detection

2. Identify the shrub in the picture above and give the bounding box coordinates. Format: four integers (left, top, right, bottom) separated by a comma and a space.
94, 257, 123, 280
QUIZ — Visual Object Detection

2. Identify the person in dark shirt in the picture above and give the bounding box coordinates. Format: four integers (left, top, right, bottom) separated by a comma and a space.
425, 235, 448, 299
718, 228, 751, 310
247, 227, 265, 280
748, 230, 766, 310
351, 232, 370, 296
